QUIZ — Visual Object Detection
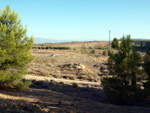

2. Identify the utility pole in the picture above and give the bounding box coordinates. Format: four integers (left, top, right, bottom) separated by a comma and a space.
109, 30, 111, 50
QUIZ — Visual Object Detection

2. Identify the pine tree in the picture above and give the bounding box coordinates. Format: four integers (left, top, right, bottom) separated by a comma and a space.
112, 38, 119, 49
143, 46, 150, 96
0, 5, 34, 89
102, 35, 146, 103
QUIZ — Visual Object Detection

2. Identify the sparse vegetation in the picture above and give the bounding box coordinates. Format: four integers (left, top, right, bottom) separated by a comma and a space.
1, 1, 150, 113
0, 38, 150, 112
33, 46, 71, 50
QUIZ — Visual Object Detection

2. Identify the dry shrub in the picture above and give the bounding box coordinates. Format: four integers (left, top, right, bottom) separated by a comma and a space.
38, 68, 50, 76
68, 75, 77, 80
33, 59, 57, 64
63, 75, 77, 80
103, 50, 108, 56
46, 63, 54, 67
72, 83, 78, 88
27, 69, 37, 75
80, 75, 88, 80
27, 69, 33, 74
59, 82, 64, 85
52, 74, 61, 78
50, 80, 57, 84
34, 59, 49, 63
51, 59, 57, 63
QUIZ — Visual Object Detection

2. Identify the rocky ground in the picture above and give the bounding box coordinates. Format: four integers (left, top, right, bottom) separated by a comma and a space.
0, 79, 150, 113
28, 48, 108, 82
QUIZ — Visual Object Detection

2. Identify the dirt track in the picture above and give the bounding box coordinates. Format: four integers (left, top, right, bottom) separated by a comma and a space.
25, 74, 101, 86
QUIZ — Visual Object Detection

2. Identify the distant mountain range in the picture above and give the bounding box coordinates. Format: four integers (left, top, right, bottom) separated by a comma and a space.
34, 38, 74, 44
34, 38, 150, 44
34, 38, 106, 44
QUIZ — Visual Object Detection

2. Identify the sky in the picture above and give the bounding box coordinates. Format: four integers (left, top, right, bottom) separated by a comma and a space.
0, 0, 150, 42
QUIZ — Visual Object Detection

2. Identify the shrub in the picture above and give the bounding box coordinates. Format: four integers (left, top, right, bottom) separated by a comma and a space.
41, 47, 45, 49
0, 5, 34, 89
53, 46, 71, 50
32, 47, 36, 49
45, 46, 49, 49
91, 49, 96, 54
102, 50, 108, 56
72, 83, 78, 88
49, 46, 53, 49
80, 75, 88, 80
37, 46, 71, 50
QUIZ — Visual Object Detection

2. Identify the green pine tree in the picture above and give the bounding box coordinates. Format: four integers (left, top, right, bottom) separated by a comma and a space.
143, 46, 150, 96
112, 38, 119, 49
0, 5, 34, 89
102, 35, 146, 103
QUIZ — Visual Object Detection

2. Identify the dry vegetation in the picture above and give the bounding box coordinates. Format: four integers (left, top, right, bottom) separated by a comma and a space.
34, 41, 109, 49
0, 41, 150, 113
29, 41, 109, 83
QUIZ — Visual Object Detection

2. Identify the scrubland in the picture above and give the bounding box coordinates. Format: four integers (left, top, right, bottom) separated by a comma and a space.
0, 41, 150, 113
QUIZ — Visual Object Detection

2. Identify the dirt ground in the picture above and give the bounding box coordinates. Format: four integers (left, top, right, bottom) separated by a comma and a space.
0, 41, 150, 113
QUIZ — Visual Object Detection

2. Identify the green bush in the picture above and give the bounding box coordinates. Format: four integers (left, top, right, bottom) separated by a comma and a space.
45, 46, 48, 49
91, 49, 96, 54
37, 46, 71, 50
49, 46, 53, 49
53, 46, 71, 50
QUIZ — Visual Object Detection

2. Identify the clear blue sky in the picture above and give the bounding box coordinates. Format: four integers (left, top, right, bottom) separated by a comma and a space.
0, 0, 150, 41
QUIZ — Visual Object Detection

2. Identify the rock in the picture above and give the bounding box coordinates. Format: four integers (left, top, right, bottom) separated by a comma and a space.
74, 63, 86, 70
51, 54, 55, 57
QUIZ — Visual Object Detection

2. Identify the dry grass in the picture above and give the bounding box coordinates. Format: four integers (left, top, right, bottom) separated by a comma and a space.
0, 92, 38, 102
29, 43, 109, 82
34, 41, 110, 49
0, 41, 150, 113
